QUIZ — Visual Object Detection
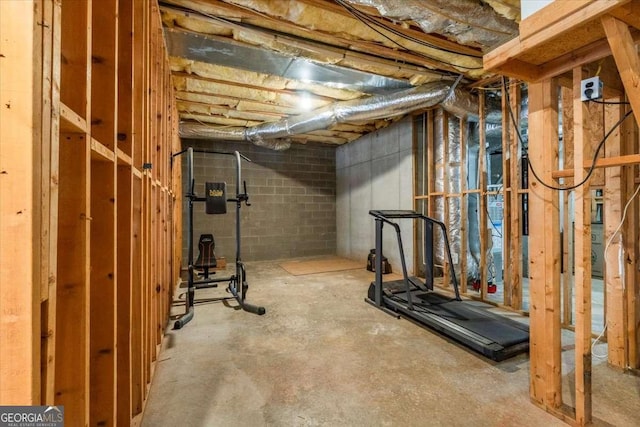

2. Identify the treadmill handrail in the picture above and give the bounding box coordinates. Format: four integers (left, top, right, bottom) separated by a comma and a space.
369, 209, 460, 300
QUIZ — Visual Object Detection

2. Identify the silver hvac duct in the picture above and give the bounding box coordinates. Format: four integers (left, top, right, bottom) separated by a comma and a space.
180, 82, 478, 150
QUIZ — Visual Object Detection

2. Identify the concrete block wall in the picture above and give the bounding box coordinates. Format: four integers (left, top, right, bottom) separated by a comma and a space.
336, 117, 415, 273
181, 140, 336, 263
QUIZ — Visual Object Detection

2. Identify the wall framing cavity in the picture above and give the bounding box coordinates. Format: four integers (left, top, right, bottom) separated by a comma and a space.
0, 1, 180, 425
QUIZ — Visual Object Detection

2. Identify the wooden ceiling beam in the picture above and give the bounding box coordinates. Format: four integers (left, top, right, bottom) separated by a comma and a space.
162, 9, 446, 84
163, 0, 481, 76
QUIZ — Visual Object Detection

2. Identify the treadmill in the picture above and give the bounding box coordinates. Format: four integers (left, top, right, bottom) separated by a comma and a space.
366, 210, 529, 361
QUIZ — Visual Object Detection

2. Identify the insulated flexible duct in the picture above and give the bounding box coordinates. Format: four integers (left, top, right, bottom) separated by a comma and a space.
180, 82, 478, 150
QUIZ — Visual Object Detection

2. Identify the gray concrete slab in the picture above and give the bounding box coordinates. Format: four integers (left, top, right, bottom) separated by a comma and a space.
141, 261, 637, 427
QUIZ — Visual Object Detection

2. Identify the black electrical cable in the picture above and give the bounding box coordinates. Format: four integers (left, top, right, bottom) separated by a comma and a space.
336, 0, 484, 70
502, 77, 634, 192
336, 0, 483, 59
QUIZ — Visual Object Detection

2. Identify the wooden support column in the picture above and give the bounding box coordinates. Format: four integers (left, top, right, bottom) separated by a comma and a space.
442, 110, 451, 288
509, 82, 523, 310
604, 98, 626, 367
35, 0, 62, 405
479, 92, 488, 298
460, 118, 468, 294
502, 83, 512, 307
131, 173, 144, 418
116, 0, 134, 421
427, 110, 436, 220
528, 78, 562, 411
0, 0, 39, 404
622, 107, 639, 368
573, 66, 593, 425
561, 86, 575, 327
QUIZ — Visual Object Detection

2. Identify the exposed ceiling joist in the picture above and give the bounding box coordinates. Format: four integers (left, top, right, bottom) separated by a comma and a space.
163, 0, 520, 148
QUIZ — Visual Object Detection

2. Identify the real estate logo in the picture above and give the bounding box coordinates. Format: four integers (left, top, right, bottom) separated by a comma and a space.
0, 406, 63, 427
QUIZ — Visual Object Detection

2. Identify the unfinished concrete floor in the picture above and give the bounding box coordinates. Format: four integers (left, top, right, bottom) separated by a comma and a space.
142, 259, 639, 426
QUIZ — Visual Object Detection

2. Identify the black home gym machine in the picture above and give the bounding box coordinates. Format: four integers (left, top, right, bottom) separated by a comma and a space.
366, 210, 529, 361
172, 147, 265, 329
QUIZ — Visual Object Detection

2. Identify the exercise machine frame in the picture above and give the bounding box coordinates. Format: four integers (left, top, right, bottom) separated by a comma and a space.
366, 210, 529, 361
172, 147, 265, 329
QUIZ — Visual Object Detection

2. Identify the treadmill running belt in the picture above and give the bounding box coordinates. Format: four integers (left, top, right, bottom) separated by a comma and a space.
408, 292, 528, 348
376, 280, 529, 360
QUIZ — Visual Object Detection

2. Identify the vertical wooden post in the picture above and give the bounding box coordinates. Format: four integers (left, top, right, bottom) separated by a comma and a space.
39, 0, 62, 405
0, 0, 39, 405
479, 92, 488, 298
427, 110, 436, 220
604, 98, 626, 367
573, 66, 593, 425
116, 165, 133, 426
509, 82, 522, 310
528, 78, 562, 410
131, 173, 144, 418
116, 0, 134, 422
55, 134, 91, 426
460, 118, 468, 294
501, 84, 512, 306
442, 110, 451, 288
561, 86, 574, 327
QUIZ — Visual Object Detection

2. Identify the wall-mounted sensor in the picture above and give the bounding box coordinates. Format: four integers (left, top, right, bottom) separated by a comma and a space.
581, 76, 603, 101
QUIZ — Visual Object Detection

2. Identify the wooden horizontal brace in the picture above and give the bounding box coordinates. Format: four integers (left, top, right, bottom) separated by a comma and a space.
90, 139, 116, 162
60, 102, 87, 133
551, 169, 575, 179
116, 148, 133, 166
552, 154, 640, 178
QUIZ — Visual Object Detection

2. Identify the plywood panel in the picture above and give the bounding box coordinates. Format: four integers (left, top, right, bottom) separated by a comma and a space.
0, 0, 38, 404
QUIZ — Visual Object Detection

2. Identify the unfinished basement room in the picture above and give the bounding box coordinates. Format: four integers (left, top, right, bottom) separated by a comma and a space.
2, 0, 640, 426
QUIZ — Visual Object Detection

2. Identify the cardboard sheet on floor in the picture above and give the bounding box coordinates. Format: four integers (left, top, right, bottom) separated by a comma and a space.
279, 256, 363, 276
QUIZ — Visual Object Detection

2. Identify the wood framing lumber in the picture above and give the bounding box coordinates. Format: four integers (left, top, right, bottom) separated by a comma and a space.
573, 66, 593, 426
602, 15, 640, 126
527, 78, 562, 411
